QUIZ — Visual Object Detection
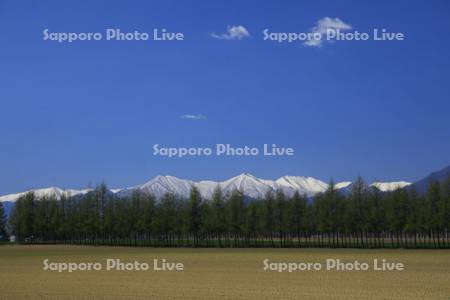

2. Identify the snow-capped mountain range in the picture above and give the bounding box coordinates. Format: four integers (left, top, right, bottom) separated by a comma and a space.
0, 174, 412, 203
0, 187, 92, 203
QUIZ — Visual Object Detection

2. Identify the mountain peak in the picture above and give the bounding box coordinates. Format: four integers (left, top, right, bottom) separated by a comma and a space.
236, 172, 258, 179
3, 172, 432, 203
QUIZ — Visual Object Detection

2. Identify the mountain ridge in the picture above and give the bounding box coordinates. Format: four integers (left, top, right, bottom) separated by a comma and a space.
410, 165, 450, 194
0, 173, 414, 203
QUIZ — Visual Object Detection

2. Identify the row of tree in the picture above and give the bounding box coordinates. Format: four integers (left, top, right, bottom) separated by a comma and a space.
0, 202, 7, 241
5, 176, 450, 248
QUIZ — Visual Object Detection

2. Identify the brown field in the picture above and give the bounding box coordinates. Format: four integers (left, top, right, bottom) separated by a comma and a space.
0, 245, 449, 299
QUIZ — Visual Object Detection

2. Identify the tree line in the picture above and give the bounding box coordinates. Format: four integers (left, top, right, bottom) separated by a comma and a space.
4, 176, 450, 248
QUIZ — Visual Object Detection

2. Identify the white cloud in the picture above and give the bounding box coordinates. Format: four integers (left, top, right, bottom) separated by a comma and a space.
304, 17, 352, 47
211, 25, 250, 40
180, 114, 206, 120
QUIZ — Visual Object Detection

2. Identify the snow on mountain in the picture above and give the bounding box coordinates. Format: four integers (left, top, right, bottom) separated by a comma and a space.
220, 173, 274, 199
334, 181, 352, 189
276, 176, 328, 197
142, 175, 194, 198
0, 187, 91, 203
333, 181, 353, 195
370, 181, 411, 192
117, 174, 357, 200
196, 180, 220, 199
118, 175, 195, 199
0, 174, 416, 203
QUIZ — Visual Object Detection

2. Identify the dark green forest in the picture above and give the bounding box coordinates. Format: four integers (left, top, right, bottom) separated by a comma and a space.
3, 176, 450, 248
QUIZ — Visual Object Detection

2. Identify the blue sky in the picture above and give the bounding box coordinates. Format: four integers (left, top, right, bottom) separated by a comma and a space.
1, 0, 450, 194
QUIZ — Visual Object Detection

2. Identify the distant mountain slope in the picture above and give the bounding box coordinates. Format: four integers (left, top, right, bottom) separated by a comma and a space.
2, 201, 15, 217
412, 166, 450, 194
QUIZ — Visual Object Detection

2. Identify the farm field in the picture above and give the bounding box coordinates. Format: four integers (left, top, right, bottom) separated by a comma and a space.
0, 245, 449, 299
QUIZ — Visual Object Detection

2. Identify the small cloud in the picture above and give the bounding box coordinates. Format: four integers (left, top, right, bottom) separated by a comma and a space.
211, 25, 250, 40
180, 114, 207, 120
304, 17, 352, 47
